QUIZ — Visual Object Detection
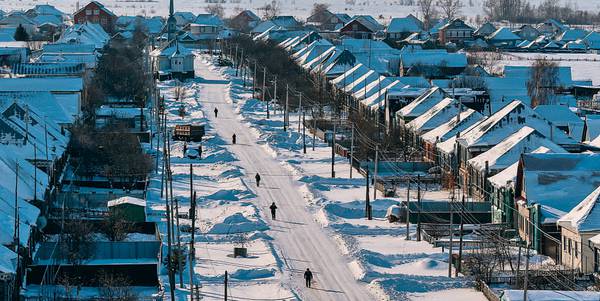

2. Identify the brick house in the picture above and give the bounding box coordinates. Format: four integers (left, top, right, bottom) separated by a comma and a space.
73, 1, 116, 33
438, 19, 474, 45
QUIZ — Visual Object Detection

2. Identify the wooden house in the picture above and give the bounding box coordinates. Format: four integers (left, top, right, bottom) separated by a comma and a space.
73, 1, 117, 33
437, 19, 474, 46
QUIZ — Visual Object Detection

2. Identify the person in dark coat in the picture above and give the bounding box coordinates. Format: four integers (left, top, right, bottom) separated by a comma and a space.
214, 107, 219, 118
304, 268, 313, 288
198, 144, 202, 159
232, 133, 237, 144
269, 202, 277, 219
255, 173, 261, 187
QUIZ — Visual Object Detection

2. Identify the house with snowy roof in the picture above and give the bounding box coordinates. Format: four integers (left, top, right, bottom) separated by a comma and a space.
582, 31, 600, 50
486, 27, 521, 48
557, 186, 600, 273
306, 9, 350, 31
556, 28, 588, 43
406, 97, 462, 135
339, 15, 384, 39
536, 19, 568, 37
513, 24, 540, 41
421, 108, 484, 163
230, 10, 260, 33
73, 1, 117, 33
473, 22, 496, 39
0, 12, 37, 36
150, 40, 194, 80
0, 41, 29, 65
534, 105, 584, 140
396, 87, 445, 123
179, 14, 224, 49
58, 22, 110, 50
437, 19, 474, 46
515, 153, 600, 259
465, 126, 566, 201
398, 46, 467, 78
386, 15, 423, 42
38, 42, 98, 69
488, 146, 554, 224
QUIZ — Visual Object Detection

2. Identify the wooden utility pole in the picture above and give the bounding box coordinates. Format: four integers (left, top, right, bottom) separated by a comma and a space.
406, 177, 411, 240
252, 61, 257, 99
297, 92, 302, 132
448, 201, 454, 278
284, 84, 289, 131
365, 169, 371, 219
272, 75, 277, 115
350, 123, 354, 178
417, 175, 422, 241
224, 270, 229, 301
523, 242, 531, 301
312, 110, 316, 151
456, 193, 465, 277
165, 131, 175, 301
331, 121, 336, 178
373, 145, 378, 200
302, 110, 306, 154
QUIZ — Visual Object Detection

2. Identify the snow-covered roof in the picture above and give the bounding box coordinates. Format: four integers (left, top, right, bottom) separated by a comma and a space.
150, 40, 194, 58
558, 186, 600, 232
59, 22, 110, 49
458, 100, 576, 149
0, 244, 16, 273
397, 87, 445, 119
107, 196, 146, 207
346, 15, 384, 32
0, 77, 83, 93
386, 16, 422, 33
193, 14, 224, 27
331, 63, 369, 87
421, 108, 484, 143
520, 153, 600, 223
467, 126, 566, 172
534, 104, 582, 128
361, 80, 406, 109
504, 65, 574, 87
0, 91, 74, 124
43, 42, 96, 54
31, 4, 65, 17
487, 27, 521, 41
406, 97, 461, 133
557, 28, 588, 42
96, 106, 148, 119
32, 14, 62, 26
400, 48, 467, 68
488, 146, 553, 189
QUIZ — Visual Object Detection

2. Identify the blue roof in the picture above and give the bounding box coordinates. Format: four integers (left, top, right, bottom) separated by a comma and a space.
387, 16, 422, 33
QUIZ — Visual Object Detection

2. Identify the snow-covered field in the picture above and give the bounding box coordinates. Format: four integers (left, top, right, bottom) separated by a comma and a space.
499, 52, 600, 85
212, 56, 487, 300
3, 0, 600, 21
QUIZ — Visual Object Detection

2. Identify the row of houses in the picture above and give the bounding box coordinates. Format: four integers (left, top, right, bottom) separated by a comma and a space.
265, 24, 600, 278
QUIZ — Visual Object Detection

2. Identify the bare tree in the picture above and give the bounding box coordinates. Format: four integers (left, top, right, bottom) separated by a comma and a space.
101, 211, 135, 241
310, 3, 331, 23
261, 0, 281, 20
418, 0, 437, 30
206, 4, 225, 19
437, 0, 462, 20
483, 0, 523, 21
173, 82, 187, 103
98, 271, 137, 300
60, 220, 94, 265
527, 57, 559, 108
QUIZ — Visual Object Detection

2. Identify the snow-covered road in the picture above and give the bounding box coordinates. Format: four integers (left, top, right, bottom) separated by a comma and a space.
194, 61, 375, 300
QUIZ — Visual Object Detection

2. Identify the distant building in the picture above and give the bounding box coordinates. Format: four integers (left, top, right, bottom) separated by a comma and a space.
437, 19, 474, 45
306, 9, 351, 31
230, 10, 261, 33
150, 40, 195, 80
73, 1, 117, 33
386, 15, 423, 42
339, 15, 384, 39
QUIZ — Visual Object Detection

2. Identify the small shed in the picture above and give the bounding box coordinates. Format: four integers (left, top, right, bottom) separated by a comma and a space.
107, 196, 146, 222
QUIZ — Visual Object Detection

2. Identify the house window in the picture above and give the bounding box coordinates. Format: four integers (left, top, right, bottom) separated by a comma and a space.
563, 236, 567, 251
568, 239, 572, 254
352, 24, 358, 31
101, 18, 106, 25
94, 9, 100, 15
86, 9, 92, 16
575, 241, 579, 258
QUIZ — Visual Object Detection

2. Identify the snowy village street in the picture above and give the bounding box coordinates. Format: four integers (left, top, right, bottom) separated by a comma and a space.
192, 56, 374, 300
141, 53, 491, 301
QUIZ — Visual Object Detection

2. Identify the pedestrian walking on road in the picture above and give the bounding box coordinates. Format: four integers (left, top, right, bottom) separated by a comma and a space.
304, 268, 313, 288
232, 133, 237, 144
214, 107, 219, 118
269, 202, 277, 220
255, 173, 261, 187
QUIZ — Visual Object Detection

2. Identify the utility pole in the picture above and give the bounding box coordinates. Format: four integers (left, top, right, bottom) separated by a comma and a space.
406, 177, 411, 240
312, 110, 316, 151
350, 123, 354, 178
448, 200, 454, 278
165, 131, 175, 301
272, 75, 277, 115
417, 175, 422, 241
373, 145, 379, 200
252, 61, 257, 99
298, 92, 302, 132
365, 169, 371, 219
302, 110, 306, 154
13, 162, 19, 300
284, 84, 289, 131
224, 270, 229, 301
523, 242, 531, 301
234, 44, 239, 76
262, 67, 269, 119
189, 188, 196, 301
456, 193, 465, 277
331, 121, 336, 178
